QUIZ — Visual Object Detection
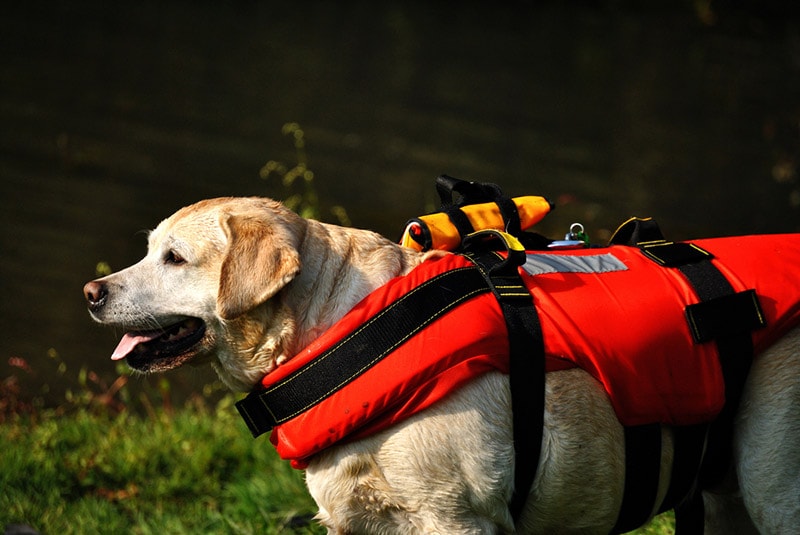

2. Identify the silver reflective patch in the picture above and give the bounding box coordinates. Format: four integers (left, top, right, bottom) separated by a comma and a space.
522, 252, 628, 276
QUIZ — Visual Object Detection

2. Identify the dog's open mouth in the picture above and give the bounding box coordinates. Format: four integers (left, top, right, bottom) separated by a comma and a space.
111, 318, 207, 372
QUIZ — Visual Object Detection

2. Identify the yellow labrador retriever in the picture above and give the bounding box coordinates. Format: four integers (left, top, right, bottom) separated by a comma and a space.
84, 197, 800, 534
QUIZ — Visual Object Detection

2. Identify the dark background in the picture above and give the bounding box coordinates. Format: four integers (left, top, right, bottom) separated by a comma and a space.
2, 1, 798, 405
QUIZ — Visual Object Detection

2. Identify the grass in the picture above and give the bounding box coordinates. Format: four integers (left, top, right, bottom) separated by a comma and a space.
0, 395, 324, 534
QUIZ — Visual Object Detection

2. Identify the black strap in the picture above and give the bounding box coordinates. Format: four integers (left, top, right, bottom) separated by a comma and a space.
673, 491, 706, 535
635, 236, 765, 496
445, 206, 476, 238
610, 217, 766, 534
608, 217, 664, 248
496, 196, 522, 236
614, 423, 709, 533
659, 424, 708, 514
235, 266, 491, 437
663, 425, 709, 535
685, 290, 765, 344
435, 174, 504, 208
435, 175, 523, 248
463, 233, 545, 524
611, 424, 663, 534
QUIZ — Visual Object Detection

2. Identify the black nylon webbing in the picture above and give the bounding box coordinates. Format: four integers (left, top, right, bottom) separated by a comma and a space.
649, 243, 762, 491
235, 266, 491, 437
663, 425, 708, 535
611, 424, 663, 534
613, 235, 764, 534
466, 250, 545, 524
659, 424, 707, 514
445, 206, 476, 238
608, 219, 765, 533
671, 250, 756, 533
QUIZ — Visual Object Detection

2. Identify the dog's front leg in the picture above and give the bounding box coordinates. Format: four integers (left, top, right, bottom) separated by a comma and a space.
306, 374, 517, 534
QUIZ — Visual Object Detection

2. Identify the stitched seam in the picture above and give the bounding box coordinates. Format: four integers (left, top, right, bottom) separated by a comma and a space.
273, 284, 487, 423
262, 265, 485, 421
749, 290, 766, 325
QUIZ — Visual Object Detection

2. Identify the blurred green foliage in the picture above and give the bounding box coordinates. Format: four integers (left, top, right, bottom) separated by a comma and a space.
260, 122, 350, 226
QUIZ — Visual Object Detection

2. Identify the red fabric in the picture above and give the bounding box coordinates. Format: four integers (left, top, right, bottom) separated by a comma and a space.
528, 235, 800, 427
262, 234, 800, 467
265, 254, 511, 466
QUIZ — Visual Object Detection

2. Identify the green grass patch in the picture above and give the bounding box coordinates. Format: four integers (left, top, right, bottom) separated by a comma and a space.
0, 396, 323, 534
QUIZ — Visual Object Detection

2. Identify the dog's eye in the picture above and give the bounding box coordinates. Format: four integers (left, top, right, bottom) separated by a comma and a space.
165, 250, 186, 265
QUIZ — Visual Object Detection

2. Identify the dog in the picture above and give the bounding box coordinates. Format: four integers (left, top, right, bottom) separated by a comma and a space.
84, 196, 800, 534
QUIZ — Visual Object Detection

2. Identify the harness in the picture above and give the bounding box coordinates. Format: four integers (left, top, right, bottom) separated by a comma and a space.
237, 237, 543, 520
236, 176, 800, 533
606, 218, 765, 534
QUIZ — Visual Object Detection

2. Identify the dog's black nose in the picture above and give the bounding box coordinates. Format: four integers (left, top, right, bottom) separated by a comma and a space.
83, 280, 108, 312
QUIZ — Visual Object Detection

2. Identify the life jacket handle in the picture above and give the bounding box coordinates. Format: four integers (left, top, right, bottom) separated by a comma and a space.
400, 175, 553, 252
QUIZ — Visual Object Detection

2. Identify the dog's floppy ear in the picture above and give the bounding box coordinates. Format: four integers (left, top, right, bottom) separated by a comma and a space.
217, 213, 301, 320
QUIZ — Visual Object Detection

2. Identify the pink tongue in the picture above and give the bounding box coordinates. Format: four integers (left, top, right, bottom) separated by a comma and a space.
111, 331, 162, 361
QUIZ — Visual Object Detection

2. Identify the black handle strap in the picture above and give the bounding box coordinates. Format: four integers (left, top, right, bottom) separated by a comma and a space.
435, 175, 523, 243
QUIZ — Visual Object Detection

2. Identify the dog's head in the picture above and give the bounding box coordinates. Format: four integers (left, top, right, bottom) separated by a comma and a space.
83, 197, 305, 390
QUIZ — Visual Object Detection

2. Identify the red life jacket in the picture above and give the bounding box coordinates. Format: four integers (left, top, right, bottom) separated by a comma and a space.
255, 234, 800, 468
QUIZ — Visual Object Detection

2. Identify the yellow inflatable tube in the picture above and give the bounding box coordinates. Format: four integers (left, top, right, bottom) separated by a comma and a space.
400, 195, 553, 252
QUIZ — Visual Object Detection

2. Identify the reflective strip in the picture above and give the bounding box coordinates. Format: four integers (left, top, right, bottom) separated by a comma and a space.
523, 253, 628, 276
